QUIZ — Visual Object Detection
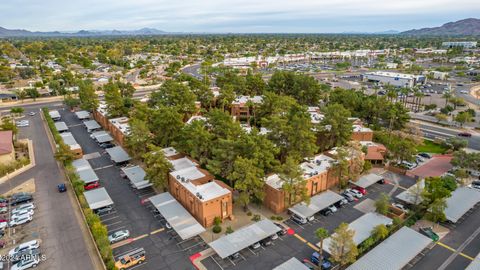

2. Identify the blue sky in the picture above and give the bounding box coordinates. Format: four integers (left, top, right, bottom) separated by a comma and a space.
1, 0, 479, 33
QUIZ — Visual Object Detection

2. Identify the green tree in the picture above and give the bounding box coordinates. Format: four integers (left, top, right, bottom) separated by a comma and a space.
329, 223, 358, 267
142, 144, 172, 189
125, 118, 152, 159
318, 103, 352, 151
78, 80, 99, 111
374, 193, 390, 215
455, 111, 473, 127
444, 137, 468, 151
435, 113, 448, 123
174, 120, 213, 164
371, 224, 389, 242
422, 176, 455, 205
315, 227, 330, 261
104, 81, 127, 117
279, 156, 309, 207
245, 71, 266, 96
0, 118, 18, 135
229, 157, 265, 210
10, 107, 24, 118
150, 80, 197, 117
425, 198, 447, 226
149, 106, 184, 147
54, 143, 75, 164
332, 147, 350, 189
25, 88, 40, 101
64, 95, 80, 110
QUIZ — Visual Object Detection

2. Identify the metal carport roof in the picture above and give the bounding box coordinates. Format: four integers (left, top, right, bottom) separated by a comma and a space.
83, 120, 101, 131
350, 173, 384, 189
84, 187, 114, 210
346, 227, 432, 270
273, 257, 310, 270
75, 110, 90, 119
289, 190, 344, 219
323, 213, 392, 254
149, 192, 205, 240
95, 133, 113, 143
106, 146, 131, 164
396, 179, 424, 205
465, 252, 480, 270
121, 166, 152, 189
54, 121, 68, 132
60, 132, 81, 150
209, 219, 280, 259
445, 187, 480, 223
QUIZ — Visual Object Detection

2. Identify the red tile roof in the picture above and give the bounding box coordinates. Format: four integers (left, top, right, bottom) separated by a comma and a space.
0, 130, 13, 155
365, 144, 387, 161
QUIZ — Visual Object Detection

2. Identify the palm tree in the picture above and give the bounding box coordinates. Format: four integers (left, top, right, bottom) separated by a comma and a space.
413, 89, 424, 112
442, 92, 452, 107
315, 228, 329, 262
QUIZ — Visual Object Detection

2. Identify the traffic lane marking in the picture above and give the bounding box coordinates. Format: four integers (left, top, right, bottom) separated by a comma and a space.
294, 233, 320, 252
437, 242, 474, 261
111, 228, 166, 249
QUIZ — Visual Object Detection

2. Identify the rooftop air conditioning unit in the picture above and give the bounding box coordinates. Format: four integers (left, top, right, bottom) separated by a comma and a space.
176, 175, 180, 179
181, 177, 186, 182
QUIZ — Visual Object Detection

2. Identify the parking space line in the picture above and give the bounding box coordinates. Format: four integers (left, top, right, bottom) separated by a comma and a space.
294, 233, 320, 252
437, 242, 474, 261
106, 221, 122, 227
133, 234, 149, 241
307, 242, 320, 252
101, 216, 121, 222
94, 165, 114, 171
150, 228, 165, 235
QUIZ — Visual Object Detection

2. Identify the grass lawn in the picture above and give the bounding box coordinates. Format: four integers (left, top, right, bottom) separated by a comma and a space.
416, 140, 448, 154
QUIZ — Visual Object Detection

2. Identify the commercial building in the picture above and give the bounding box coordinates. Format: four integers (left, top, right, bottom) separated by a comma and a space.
362, 71, 426, 88
0, 130, 14, 164
166, 148, 233, 227
263, 154, 338, 214
442, 41, 477, 49
230, 95, 263, 120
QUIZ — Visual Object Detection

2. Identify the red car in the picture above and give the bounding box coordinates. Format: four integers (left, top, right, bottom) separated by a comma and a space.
84, 182, 100, 190
458, 132, 472, 137
353, 186, 367, 195
0, 202, 6, 208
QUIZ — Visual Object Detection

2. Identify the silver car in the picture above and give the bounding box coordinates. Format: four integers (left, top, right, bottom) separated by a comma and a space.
108, 229, 130, 244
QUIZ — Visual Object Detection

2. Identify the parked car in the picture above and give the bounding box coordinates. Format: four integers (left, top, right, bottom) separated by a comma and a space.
274, 222, 287, 236
260, 238, 272, 247
9, 214, 33, 227
0, 202, 7, 208
419, 227, 439, 241
320, 208, 333, 216
11, 209, 34, 220
342, 192, 355, 202
84, 182, 100, 190
270, 233, 279, 240
468, 180, 480, 190
327, 205, 338, 213
345, 188, 363, 198
10, 194, 33, 206
108, 229, 130, 244
15, 120, 29, 127
0, 221, 8, 230
311, 252, 332, 269
0, 207, 7, 214
250, 242, 261, 250
11, 248, 40, 264
11, 193, 31, 200
8, 240, 40, 257
11, 256, 40, 270
94, 205, 113, 215
334, 198, 348, 208
12, 203, 35, 215
392, 203, 407, 212
353, 186, 367, 195
57, 183, 67, 193
99, 142, 115, 149
165, 222, 172, 229
229, 253, 240, 260
401, 161, 416, 170
291, 214, 308, 225
457, 132, 472, 137
28, 112, 36, 116
0, 198, 8, 203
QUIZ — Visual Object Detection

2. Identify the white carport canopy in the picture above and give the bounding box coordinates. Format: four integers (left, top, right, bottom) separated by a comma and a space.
54, 121, 68, 132
273, 257, 310, 270
346, 227, 432, 270
92, 131, 113, 143
75, 110, 90, 119
323, 213, 392, 254
289, 190, 344, 219
209, 219, 280, 259
149, 192, 205, 240
350, 173, 384, 189
466, 252, 480, 270
396, 180, 425, 205
122, 166, 152, 189
106, 146, 131, 164
49, 110, 61, 120
72, 159, 99, 184
84, 187, 113, 210
445, 187, 480, 223
84, 120, 101, 132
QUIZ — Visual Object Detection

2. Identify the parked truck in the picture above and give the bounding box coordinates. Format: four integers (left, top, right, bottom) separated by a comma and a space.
115, 248, 145, 270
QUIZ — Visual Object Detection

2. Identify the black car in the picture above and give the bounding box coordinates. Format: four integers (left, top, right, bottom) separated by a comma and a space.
342, 192, 354, 202
95, 205, 113, 215
11, 192, 31, 200
10, 195, 33, 206
274, 222, 287, 236
334, 199, 348, 208
471, 181, 480, 190
320, 209, 333, 216
260, 238, 272, 247
0, 198, 8, 203
99, 142, 115, 149
418, 153, 432, 159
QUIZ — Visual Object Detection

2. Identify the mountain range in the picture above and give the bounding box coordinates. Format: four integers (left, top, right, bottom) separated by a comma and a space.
401, 18, 480, 36
0, 27, 167, 37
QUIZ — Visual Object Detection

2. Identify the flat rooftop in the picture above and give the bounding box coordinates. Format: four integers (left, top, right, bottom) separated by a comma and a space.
162, 147, 179, 158
364, 71, 423, 80
169, 157, 197, 171
170, 167, 230, 201
60, 132, 81, 150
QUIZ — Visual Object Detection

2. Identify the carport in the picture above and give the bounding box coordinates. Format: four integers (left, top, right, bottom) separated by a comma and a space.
92, 132, 113, 143
54, 121, 68, 133
346, 227, 432, 270
322, 213, 392, 254
273, 257, 310, 270
465, 253, 480, 270
121, 166, 152, 189
350, 173, 384, 189
84, 187, 114, 210
149, 192, 206, 240
60, 132, 81, 151
49, 110, 61, 121
72, 159, 99, 184
209, 219, 280, 259
396, 180, 425, 205
106, 146, 131, 164
83, 120, 101, 132
289, 190, 344, 220
444, 187, 480, 223
75, 110, 90, 120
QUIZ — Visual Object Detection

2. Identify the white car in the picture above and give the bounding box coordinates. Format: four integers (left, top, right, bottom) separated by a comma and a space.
9, 214, 33, 227
28, 112, 36, 116
0, 221, 8, 230
460, 90, 468, 94
11, 256, 40, 270
12, 203, 36, 215
392, 203, 407, 212
108, 229, 130, 244
327, 205, 338, 213
11, 209, 34, 220
8, 240, 40, 256
346, 188, 363, 198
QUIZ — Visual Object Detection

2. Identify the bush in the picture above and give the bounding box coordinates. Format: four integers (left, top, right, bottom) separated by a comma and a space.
226, 226, 234, 234
251, 214, 261, 222
246, 211, 252, 216
214, 216, 222, 226
212, 225, 222, 234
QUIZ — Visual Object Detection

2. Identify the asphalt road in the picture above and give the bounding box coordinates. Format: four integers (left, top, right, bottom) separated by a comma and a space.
59, 109, 201, 270
417, 123, 480, 150
455, 84, 479, 106
0, 107, 97, 270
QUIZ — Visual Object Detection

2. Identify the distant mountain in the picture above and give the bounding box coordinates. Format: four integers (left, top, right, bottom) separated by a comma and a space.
0, 26, 168, 37
375, 30, 400, 35
401, 18, 480, 36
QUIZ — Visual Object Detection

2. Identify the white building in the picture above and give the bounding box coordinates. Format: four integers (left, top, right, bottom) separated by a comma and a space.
362, 71, 426, 88
442, 41, 477, 49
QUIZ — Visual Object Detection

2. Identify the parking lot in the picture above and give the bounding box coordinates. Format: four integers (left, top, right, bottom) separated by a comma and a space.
59, 108, 205, 270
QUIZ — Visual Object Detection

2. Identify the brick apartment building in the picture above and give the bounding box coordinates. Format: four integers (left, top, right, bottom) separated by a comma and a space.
163, 147, 233, 227
263, 154, 339, 214
92, 102, 130, 146
230, 95, 263, 120
351, 124, 373, 141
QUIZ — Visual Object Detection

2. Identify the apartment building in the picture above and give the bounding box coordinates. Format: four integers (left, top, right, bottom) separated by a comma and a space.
164, 147, 233, 227
92, 102, 130, 146
230, 95, 263, 120
351, 125, 373, 141
263, 154, 338, 214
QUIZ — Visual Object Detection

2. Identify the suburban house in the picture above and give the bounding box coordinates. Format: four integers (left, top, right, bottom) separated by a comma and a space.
0, 130, 14, 164
263, 154, 339, 214
163, 147, 233, 227
359, 141, 387, 165
230, 95, 263, 120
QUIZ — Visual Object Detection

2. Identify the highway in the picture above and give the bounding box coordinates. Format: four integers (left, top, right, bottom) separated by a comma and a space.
417, 122, 480, 150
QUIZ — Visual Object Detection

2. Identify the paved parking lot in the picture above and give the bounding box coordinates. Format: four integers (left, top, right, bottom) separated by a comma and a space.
408, 155, 453, 179
59, 109, 202, 270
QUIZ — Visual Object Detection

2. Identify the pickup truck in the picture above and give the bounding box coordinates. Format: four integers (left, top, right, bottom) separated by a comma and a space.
115, 248, 145, 270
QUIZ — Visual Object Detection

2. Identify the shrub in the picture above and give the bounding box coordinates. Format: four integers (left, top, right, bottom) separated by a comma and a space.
212, 225, 222, 234
276, 216, 284, 221
213, 216, 222, 226
251, 214, 261, 222
226, 226, 234, 234
246, 211, 252, 216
